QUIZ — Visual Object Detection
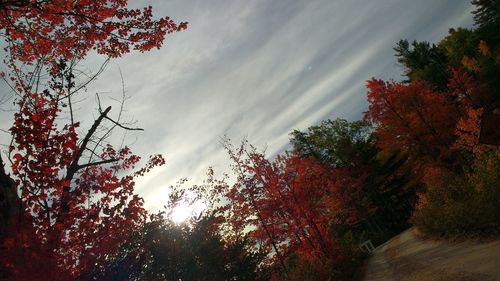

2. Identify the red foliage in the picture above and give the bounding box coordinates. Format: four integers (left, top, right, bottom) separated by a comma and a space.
2, 84, 166, 279
0, 1, 178, 279
364, 79, 460, 165
221, 142, 372, 272
447, 67, 487, 108
0, 0, 187, 63
325, 167, 375, 226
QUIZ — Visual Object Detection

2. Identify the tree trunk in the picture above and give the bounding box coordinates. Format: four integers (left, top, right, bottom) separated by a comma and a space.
0, 155, 19, 241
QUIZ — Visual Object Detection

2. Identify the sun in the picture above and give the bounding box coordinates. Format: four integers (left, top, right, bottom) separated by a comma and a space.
171, 204, 192, 223
170, 200, 207, 223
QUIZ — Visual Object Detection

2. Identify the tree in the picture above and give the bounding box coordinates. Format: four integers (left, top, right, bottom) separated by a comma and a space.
394, 40, 450, 90
0, 1, 185, 279
438, 28, 499, 107
364, 79, 460, 167
84, 213, 268, 281
472, 0, 500, 27
215, 139, 369, 280
438, 28, 480, 68
472, 0, 500, 45
289, 119, 375, 168
364, 77, 478, 210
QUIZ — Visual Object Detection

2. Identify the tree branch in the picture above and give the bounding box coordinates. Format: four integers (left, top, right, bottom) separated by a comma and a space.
77, 158, 118, 170
65, 105, 111, 182
103, 116, 143, 131
0, 153, 18, 240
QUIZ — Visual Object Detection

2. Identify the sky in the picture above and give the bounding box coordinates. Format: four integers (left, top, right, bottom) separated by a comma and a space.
0, 0, 475, 212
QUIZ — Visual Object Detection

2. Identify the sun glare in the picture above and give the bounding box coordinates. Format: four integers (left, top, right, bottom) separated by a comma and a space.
171, 204, 192, 223
170, 200, 207, 223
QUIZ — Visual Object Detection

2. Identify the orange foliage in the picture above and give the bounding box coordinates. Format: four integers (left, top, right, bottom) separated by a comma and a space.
453, 107, 488, 157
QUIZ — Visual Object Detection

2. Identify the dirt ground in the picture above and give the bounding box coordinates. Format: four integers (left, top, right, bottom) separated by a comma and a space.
363, 228, 500, 281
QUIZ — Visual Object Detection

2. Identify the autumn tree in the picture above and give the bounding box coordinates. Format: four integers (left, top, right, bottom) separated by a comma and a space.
364, 79, 462, 167
213, 139, 370, 280
0, 1, 186, 279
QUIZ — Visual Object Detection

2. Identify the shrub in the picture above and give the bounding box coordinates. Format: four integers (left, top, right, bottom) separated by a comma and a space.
281, 231, 366, 281
412, 149, 500, 237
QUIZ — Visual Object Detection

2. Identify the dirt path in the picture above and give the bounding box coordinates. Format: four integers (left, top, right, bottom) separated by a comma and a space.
363, 228, 500, 281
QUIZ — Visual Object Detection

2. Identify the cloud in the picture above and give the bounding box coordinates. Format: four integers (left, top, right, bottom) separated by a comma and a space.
117, 0, 476, 211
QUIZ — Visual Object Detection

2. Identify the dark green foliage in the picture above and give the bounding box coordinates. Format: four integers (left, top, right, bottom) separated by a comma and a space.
394, 40, 450, 90
473, 0, 500, 27
472, 0, 500, 45
438, 28, 480, 67
82, 216, 268, 281
290, 119, 376, 168
365, 150, 417, 238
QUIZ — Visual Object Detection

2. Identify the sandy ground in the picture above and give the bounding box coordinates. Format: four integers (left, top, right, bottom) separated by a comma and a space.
363, 228, 500, 281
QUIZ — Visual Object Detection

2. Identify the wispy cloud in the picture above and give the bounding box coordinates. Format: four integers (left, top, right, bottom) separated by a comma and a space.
121, 0, 475, 211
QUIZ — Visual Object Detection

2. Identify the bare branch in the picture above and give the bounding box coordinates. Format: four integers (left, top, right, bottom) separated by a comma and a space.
103, 116, 144, 131
87, 73, 136, 164
68, 58, 109, 96
65, 106, 112, 182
